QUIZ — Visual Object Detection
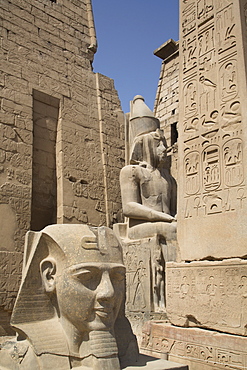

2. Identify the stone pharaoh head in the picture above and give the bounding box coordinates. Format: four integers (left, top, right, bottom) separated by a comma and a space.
128, 96, 168, 168
10, 224, 136, 367
130, 130, 168, 168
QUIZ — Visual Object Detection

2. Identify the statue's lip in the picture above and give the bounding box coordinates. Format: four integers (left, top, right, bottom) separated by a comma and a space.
94, 307, 112, 317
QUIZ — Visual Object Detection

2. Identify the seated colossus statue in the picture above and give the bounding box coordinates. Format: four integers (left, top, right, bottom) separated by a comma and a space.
120, 95, 177, 249
118, 96, 177, 312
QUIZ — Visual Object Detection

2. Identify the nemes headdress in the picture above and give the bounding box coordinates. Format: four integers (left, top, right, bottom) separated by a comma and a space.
10, 224, 128, 357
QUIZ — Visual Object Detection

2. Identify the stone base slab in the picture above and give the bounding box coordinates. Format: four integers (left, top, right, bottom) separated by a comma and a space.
123, 354, 188, 369
141, 322, 247, 370
126, 312, 168, 347
166, 259, 247, 336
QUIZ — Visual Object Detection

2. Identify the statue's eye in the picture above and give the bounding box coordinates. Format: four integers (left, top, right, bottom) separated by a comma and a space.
74, 269, 93, 282
111, 268, 125, 282
73, 267, 101, 288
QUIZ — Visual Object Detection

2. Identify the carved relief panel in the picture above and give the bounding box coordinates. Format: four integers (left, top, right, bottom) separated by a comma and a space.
122, 236, 168, 314
123, 241, 151, 312
184, 151, 200, 195
216, 3, 236, 54
202, 145, 221, 192
197, 0, 214, 24
182, 2, 196, 37
179, 0, 247, 259
166, 260, 247, 336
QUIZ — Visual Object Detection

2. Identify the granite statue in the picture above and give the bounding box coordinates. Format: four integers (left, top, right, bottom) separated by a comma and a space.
114, 96, 177, 325
120, 95, 177, 242
0, 224, 138, 369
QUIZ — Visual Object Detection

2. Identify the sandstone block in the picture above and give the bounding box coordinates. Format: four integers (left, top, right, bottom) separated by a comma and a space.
141, 322, 247, 370
178, 0, 247, 261
166, 259, 247, 336
123, 354, 188, 369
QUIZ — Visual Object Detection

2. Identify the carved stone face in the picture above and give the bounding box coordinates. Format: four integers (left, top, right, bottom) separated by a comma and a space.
39, 225, 126, 337
130, 130, 168, 168
55, 260, 125, 333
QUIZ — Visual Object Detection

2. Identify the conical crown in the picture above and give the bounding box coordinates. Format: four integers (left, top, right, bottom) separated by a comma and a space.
127, 96, 160, 163
129, 95, 160, 141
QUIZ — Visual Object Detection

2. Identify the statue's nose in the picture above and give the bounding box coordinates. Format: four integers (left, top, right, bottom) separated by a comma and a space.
96, 271, 115, 301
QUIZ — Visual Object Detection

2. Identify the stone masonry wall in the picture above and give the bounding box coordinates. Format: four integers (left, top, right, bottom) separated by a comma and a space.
154, 47, 179, 181
154, 53, 179, 143
0, 0, 124, 334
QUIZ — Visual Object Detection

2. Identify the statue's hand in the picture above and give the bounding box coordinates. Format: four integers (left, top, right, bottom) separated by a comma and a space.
151, 210, 175, 222
164, 214, 175, 222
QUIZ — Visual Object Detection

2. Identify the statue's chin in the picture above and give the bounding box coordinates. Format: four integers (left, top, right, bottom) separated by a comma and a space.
85, 314, 116, 332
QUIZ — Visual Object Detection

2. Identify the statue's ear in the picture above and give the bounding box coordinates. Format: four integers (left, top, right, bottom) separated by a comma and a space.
40, 258, 57, 293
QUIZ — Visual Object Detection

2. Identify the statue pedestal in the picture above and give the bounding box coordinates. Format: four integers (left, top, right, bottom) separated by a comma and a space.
114, 223, 174, 344
141, 322, 247, 370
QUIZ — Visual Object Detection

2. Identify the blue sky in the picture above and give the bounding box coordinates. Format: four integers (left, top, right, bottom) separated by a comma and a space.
92, 0, 179, 113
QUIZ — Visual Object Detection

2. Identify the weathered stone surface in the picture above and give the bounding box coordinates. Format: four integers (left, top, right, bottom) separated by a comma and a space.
178, 0, 247, 261
121, 236, 177, 316
0, 0, 125, 324
0, 225, 138, 369
166, 259, 247, 336
141, 322, 247, 370
120, 95, 177, 244
116, 96, 178, 339
123, 354, 188, 369
154, 40, 179, 182
120, 235, 169, 345
112, 233, 170, 345
0, 251, 22, 335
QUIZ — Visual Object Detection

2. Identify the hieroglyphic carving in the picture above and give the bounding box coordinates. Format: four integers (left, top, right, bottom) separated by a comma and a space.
216, 0, 232, 12
183, 79, 199, 132
179, 0, 247, 260
223, 139, 244, 187
72, 181, 88, 198
203, 193, 223, 215
216, 3, 236, 54
199, 75, 218, 126
237, 188, 247, 209
142, 323, 247, 369
184, 185, 247, 219
197, 0, 214, 24
167, 260, 247, 335
220, 59, 238, 102
180, 0, 245, 210
63, 204, 88, 223
184, 151, 200, 195
198, 27, 216, 73
123, 242, 151, 312
202, 145, 221, 191
182, 2, 196, 36
184, 80, 197, 118
182, 35, 197, 72
0, 183, 31, 251
122, 235, 170, 316
222, 101, 241, 130
0, 252, 22, 311
141, 331, 173, 355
